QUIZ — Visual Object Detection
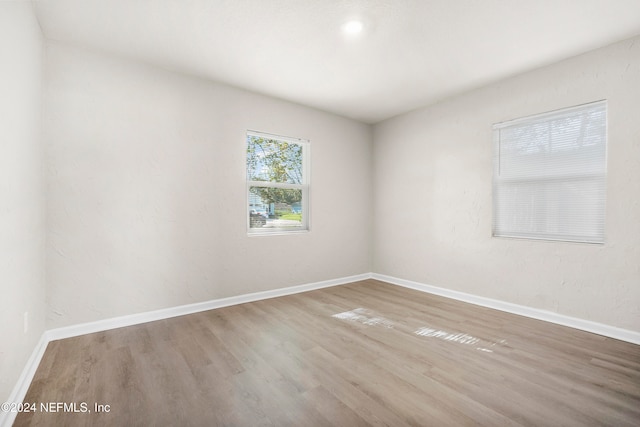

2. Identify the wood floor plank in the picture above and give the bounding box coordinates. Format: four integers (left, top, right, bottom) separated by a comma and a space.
14, 279, 640, 426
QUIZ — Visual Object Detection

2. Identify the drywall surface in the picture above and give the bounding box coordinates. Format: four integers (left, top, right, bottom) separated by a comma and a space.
44, 43, 372, 329
0, 2, 46, 402
373, 36, 640, 332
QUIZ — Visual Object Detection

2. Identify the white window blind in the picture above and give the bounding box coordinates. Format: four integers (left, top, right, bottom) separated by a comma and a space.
492, 100, 607, 244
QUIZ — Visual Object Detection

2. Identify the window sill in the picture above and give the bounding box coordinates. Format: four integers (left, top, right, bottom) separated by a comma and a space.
248, 229, 309, 237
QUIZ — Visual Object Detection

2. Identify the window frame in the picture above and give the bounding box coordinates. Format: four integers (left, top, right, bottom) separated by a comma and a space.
491, 100, 607, 244
246, 130, 310, 235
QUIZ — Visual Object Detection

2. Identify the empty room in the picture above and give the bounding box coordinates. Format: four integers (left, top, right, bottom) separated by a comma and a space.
1, 0, 639, 426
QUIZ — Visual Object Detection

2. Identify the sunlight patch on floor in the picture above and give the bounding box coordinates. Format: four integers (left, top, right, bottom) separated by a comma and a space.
332, 308, 394, 329
415, 326, 507, 353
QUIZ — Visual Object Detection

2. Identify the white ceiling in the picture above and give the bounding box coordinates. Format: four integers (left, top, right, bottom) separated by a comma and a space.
33, 0, 640, 123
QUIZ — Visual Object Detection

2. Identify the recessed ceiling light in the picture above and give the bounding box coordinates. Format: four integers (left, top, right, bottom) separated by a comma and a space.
342, 20, 364, 34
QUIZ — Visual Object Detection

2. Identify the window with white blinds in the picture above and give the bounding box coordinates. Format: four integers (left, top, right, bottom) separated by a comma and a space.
492, 100, 607, 244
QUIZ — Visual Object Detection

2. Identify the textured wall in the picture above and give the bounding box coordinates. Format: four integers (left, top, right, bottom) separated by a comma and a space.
44, 43, 372, 329
373, 36, 640, 332
0, 2, 46, 402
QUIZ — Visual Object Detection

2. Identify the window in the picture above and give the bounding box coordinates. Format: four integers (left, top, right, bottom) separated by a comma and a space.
246, 130, 310, 234
492, 100, 607, 244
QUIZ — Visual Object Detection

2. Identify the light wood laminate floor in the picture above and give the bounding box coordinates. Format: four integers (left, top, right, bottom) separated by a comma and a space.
14, 279, 640, 426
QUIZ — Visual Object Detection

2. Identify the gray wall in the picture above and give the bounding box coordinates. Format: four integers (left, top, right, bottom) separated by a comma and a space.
0, 2, 46, 402
373, 36, 640, 332
44, 43, 373, 329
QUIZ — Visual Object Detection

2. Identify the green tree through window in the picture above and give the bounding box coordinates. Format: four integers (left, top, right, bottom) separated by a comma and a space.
246, 132, 309, 233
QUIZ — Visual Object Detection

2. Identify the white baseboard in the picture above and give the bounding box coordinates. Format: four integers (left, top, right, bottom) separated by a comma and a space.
0, 334, 49, 427
1, 272, 370, 427
372, 273, 640, 345
4, 270, 638, 427
46, 272, 372, 342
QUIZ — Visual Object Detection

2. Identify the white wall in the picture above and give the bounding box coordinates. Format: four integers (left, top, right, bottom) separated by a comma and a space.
45, 42, 372, 329
373, 36, 640, 332
0, 1, 46, 402
3, 6, 636, 406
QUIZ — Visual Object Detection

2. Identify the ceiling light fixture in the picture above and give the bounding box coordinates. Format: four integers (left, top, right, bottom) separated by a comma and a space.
342, 20, 364, 34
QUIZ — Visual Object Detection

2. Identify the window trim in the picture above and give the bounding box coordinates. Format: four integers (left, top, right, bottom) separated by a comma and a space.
246, 130, 310, 235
